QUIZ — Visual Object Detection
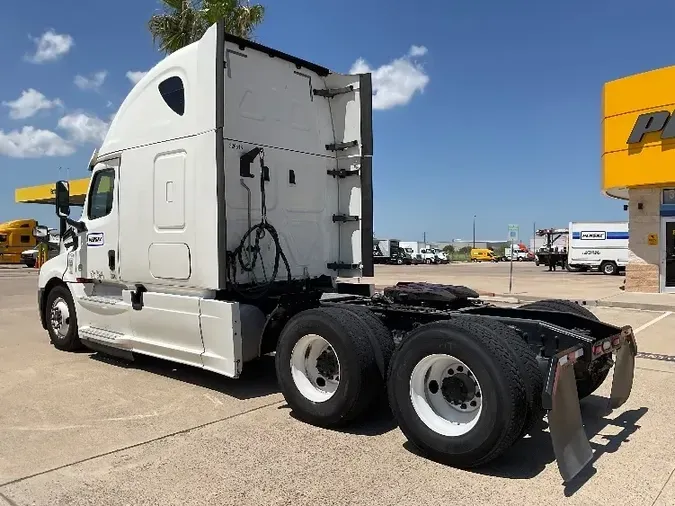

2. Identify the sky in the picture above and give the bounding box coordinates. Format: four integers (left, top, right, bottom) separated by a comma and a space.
2, 0, 675, 243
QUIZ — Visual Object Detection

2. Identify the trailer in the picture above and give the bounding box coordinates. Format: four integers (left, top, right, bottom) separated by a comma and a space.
374, 238, 403, 264
36, 22, 636, 485
567, 221, 628, 275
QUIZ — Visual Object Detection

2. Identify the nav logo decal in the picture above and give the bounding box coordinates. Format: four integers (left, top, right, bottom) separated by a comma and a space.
87, 232, 105, 247
627, 110, 675, 144
580, 231, 606, 240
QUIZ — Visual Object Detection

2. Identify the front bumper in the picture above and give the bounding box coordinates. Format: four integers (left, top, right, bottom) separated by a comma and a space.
544, 325, 638, 483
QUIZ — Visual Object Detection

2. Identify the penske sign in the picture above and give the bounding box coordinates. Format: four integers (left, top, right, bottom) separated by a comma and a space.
627, 110, 675, 144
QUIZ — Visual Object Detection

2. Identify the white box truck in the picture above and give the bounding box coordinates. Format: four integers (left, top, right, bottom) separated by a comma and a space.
567, 222, 629, 275
34, 21, 637, 483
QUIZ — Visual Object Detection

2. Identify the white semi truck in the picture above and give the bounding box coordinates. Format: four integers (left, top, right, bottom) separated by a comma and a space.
36, 21, 637, 484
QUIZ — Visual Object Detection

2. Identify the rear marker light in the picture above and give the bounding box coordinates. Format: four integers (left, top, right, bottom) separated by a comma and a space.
560, 348, 584, 366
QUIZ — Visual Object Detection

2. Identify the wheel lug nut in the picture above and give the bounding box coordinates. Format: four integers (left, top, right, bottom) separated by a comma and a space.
457, 366, 464, 372
460, 403, 467, 409
448, 369, 454, 375
470, 401, 477, 407
475, 391, 481, 398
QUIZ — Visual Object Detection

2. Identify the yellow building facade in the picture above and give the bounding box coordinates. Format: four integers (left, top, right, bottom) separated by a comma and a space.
602, 66, 675, 292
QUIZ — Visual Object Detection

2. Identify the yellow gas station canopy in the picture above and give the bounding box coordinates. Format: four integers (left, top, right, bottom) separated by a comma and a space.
15, 178, 90, 205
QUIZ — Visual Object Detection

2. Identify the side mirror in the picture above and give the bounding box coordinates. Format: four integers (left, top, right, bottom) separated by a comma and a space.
55, 180, 70, 218
32, 225, 49, 240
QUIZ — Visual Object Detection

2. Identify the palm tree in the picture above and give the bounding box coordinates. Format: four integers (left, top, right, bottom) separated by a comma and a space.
148, 0, 266, 55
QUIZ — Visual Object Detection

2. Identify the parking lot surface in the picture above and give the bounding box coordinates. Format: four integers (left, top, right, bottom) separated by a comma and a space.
2, 265, 675, 505
362, 262, 626, 300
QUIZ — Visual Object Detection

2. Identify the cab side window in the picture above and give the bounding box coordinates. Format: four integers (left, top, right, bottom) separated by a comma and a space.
87, 169, 115, 220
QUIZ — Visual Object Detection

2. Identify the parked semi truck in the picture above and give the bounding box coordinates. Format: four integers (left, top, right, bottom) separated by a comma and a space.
0, 219, 38, 264
567, 221, 628, 275
21, 228, 61, 267
35, 22, 636, 484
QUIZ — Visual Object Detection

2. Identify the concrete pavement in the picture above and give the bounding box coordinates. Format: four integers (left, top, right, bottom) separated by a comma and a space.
2, 266, 675, 505
360, 263, 675, 312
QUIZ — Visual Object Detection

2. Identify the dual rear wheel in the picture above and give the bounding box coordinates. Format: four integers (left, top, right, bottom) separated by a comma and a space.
275, 306, 542, 468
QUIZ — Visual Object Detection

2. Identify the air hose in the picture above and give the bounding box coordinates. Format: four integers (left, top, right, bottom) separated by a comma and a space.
228, 148, 292, 299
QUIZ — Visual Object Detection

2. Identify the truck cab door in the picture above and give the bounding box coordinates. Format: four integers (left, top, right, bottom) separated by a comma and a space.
80, 160, 120, 283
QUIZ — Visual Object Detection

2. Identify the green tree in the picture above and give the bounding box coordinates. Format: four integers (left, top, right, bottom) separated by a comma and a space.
148, 0, 266, 55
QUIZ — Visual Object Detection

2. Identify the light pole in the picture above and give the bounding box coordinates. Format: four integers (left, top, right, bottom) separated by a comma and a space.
472, 215, 476, 249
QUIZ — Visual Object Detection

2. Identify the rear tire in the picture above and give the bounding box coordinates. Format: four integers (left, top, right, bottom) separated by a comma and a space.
387, 320, 528, 468
519, 299, 610, 398
331, 305, 395, 378
275, 307, 381, 427
450, 317, 544, 438
601, 261, 618, 275
45, 285, 83, 352
520, 298, 597, 321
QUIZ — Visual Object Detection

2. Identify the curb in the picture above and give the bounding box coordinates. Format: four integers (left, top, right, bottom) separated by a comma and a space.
483, 294, 674, 312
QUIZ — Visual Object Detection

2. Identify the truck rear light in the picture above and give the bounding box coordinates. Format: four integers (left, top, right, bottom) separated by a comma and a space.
560, 347, 584, 366
611, 335, 621, 347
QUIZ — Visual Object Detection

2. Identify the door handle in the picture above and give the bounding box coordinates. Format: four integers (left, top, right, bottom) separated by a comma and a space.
108, 250, 115, 270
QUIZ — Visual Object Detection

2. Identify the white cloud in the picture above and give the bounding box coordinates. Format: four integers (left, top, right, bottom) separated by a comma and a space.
57, 112, 109, 144
0, 126, 74, 158
2, 89, 63, 120
74, 71, 108, 91
25, 30, 74, 64
408, 45, 428, 57
126, 70, 148, 84
349, 45, 430, 110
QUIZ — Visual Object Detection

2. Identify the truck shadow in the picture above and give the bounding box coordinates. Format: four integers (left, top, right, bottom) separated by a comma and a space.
89, 352, 280, 400
402, 395, 646, 494
283, 395, 399, 436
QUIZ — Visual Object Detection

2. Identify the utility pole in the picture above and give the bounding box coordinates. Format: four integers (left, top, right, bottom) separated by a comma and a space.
423, 231, 426, 247
472, 215, 476, 249
533, 222, 536, 251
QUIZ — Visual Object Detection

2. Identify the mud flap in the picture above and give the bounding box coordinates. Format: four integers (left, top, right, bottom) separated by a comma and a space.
545, 347, 593, 483
610, 327, 638, 409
